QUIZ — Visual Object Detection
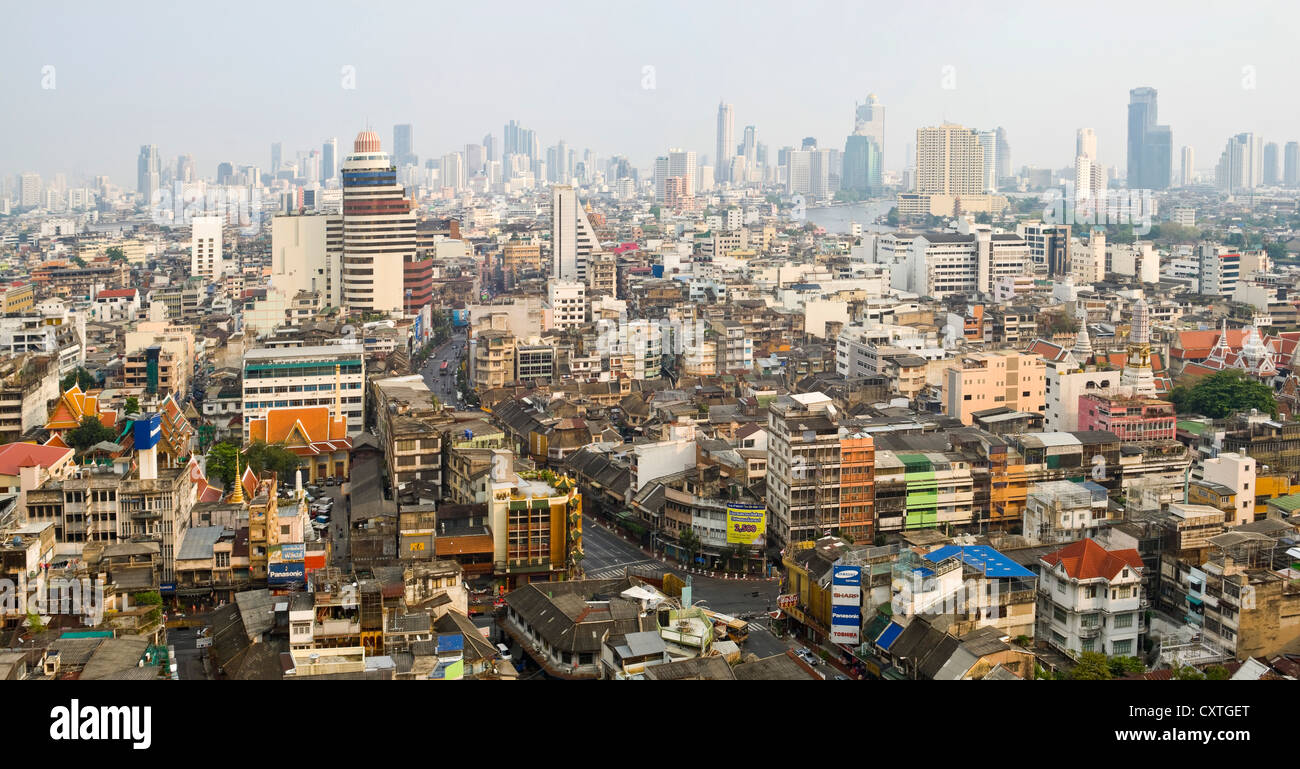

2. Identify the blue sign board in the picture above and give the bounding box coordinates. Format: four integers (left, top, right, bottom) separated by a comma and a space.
831, 605, 861, 624
133, 413, 162, 451
268, 562, 305, 585
652, 264, 664, 278
413, 313, 424, 341
452, 309, 469, 327
160, 581, 177, 593
280, 543, 306, 562
831, 565, 862, 588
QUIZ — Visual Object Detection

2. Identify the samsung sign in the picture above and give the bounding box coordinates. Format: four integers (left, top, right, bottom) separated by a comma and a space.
832, 566, 862, 587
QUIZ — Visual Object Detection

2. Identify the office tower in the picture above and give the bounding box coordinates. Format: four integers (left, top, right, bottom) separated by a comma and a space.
1286, 142, 1300, 187
1180, 146, 1195, 186
742, 126, 757, 172
190, 216, 231, 281
653, 156, 670, 202
1076, 128, 1097, 160
340, 130, 416, 314
995, 127, 1010, 182
216, 162, 234, 185
1263, 142, 1280, 186
271, 211, 343, 307
842, 135, 882, 196
440, 152, 465, 190
551, 185, 603, 282
756, 143, 768, 171
668, 149, 697, 198
809, 149, 833, 199
716, 101, 735, 183
786, 150, 811, 195
1216, 133, 1264, 192
484, 134, 497, 163
853, 94, 885, 146
393, 124, 414, 167
271, 142, 282, 175
801, 137, 818, 151
1127, 87, 1172, 190
466, 143, 485, 176
915, 124, 984, 195
19, 172, 41, 208
175, 154, 194, 184
137, 144, 160, 201
978, 130, 998, 193
322, 138, 338, 182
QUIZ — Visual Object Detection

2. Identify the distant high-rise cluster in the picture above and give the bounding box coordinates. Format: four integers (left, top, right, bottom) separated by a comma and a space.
1126, 87, 1172, 190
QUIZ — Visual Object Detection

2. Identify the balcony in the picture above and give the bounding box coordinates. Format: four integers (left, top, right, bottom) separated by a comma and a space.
1078, 624, 1101, 639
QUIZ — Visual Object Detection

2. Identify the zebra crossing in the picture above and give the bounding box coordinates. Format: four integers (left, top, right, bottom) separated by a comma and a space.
583, 558, 669, 579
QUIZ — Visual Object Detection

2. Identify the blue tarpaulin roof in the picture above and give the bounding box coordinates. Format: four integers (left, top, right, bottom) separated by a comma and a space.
875, 622, 905, 651
436, 633, 464, 653
923, 545, 1035, 579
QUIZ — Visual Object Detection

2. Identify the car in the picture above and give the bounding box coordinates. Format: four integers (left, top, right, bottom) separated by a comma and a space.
325, 477, 338, 486
833, 674, 849, 681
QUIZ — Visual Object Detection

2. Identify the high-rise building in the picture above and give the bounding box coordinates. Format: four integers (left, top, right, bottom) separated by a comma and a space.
393, 124, 414, 168
1127, 87, 1172, 190
1286, 142, 1300, 187
653, 156, 670, 202
271, 142, 282, 175
175, 154, 195, 184
216, 162, 234, 185
854, 94, 885, 148
271, 211, 343, 307
1180, 146, 1195, 186
190, 215, 231, 282
1076, 128, 1097, 160
842, 135, 882, 196
809, 149, 834, 200
995, 127, 1010, 183
667, 149, 697, 198
322, 138, 338, 183
978, 130, 998, 193
19, 172, 42, 209
742, 126, 757, 172
915, 123, 984, 196
441, 152, 465, 190
340, 130, 416, 314
551, 185, 603, 282
716, 101, 735, 183
1216, 133, 1264, 192
137, 144, 160, 202
1074, 128, 1106, 201
1263, 142, 1280, 186
483, 134, 497, 164
786, 150, 811, 195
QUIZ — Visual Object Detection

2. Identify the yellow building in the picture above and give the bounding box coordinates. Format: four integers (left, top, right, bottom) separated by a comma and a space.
0, 283, 35, 316
943, 350, 1045, 426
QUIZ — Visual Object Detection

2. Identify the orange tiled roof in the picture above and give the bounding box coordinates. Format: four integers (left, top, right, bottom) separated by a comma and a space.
248, 406, 351, 456
1041, 538, 1143, 581
45, 385, 116, 432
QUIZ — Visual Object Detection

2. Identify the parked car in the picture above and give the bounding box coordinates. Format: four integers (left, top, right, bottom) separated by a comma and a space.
324, 477, 338, 486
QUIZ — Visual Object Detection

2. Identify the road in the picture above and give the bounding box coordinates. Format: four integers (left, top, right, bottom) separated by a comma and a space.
168, 622, 211, 680
419, 328, 467, 406
581, 512, 782, 621
304, 483, 350, 569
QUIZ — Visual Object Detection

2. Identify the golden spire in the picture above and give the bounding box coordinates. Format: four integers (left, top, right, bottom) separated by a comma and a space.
229, 451, 245, 504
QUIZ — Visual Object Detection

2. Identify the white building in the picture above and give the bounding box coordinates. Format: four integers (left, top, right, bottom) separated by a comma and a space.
340, 131, 414, 314
899, 227, 1028, 300
1108, 241, 1159, 283
1043, 359, 1120, 432
190, 216, 232, 282
547, 279, 586, 332
1038, 538, 1145, 658
241, 343, 365, 438
271, 212, 343, 308
1198, 452, 1256, 527
1024, 480, 1109, 545
1198, 242, 1241, 297
551, 185, 603, 283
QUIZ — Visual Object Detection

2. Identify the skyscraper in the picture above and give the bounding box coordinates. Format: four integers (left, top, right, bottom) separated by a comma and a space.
653, 156, 670, 202
994, 127, 1010, 183
915, 124, 984, 196
716, 101, 734, 183
1286, 142, 1299, 187
1263, 142, 1280, 186
742, 126, 757, 173
1180, 146, 1195, 186
1074, 128, 1105, 199
854, 94, 885, 146
322, 138, 338, 183
271, 142, 282, 175
137, 144, 160, 202
841, 135, 882, 196
668, 149, 697, 198
551, 185, 603, 281
393, 124, 414, 168
1216, 133, 1264, 192
1076, 128, 1097, 160
341, 130, 416, 314
978, 130, 999, 193
176, 154, 195, 184
1127, 87, 1172, 190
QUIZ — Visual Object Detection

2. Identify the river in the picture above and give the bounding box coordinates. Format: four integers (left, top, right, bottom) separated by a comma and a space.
802, 199, 896, 235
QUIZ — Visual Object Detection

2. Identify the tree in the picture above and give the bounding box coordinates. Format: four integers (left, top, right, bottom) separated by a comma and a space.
1205, 665, 1231, 680
885, 207, 899, 227
66, 415, 117, 452
1265, 241, 1287, 262
206, 441, 241, 490
243, 441, 302, 480
678, 528, 702, 565
1171, 664, 1206, 680
60, 366, 96, 391
124, 396, 140, 415
1067, 651, 1114, 680
105, 246, 127, 263
1169, 368, 1277, 419
1109, 655, 1146, 676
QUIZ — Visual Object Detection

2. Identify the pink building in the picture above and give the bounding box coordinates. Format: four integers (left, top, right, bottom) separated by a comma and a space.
1077, 393, 1175, 442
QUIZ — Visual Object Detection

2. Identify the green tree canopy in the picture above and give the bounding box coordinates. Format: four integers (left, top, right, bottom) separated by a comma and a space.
206, 441, 241, 490
105, 246, 127, 263
1168, 368, 1278, 419
1171, 664, 1206, 680
1205, 665, 1231, 680
66, 415, 118, 452
124, 396, 140, 415
1067, 651, 1114, 680
1108, 656, 1146, 676
243, 441, 302, 481
60, 366, 96, 391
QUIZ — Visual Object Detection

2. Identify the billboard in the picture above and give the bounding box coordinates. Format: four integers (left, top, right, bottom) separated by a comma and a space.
832, 565, 862, 588
830, 602, 861, 646
268, 562, 305, 585
401, 533, 434, 560
452, 309, 469, 327
133, 414, 162, 450
726, 503, 766, 545
831, 581, 862, 607
279, 543, 306, 562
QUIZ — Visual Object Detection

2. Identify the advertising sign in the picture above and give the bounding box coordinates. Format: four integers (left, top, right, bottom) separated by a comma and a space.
777, 593, 798, 609
832, 565, 862, 588
268, 562, 305, 585
452, 309, 469, 327
726, 503, 767, 545
279, 543, 306, 562
133, 414, 162, 451
830, 624, 861, 646
831, 602, 861, 646
831, 583, 862, 607
401, 533, 434, 559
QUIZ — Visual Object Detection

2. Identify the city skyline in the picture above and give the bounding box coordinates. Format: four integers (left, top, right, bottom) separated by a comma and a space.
4, 1, 1299, 184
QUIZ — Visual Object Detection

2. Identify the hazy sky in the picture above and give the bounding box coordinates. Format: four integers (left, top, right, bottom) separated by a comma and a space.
5, 0, 1299, 184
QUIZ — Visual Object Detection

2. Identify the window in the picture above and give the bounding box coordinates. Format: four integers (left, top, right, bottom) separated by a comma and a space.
1112, 639, 1133, 655
1114, 613, 1134, 628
